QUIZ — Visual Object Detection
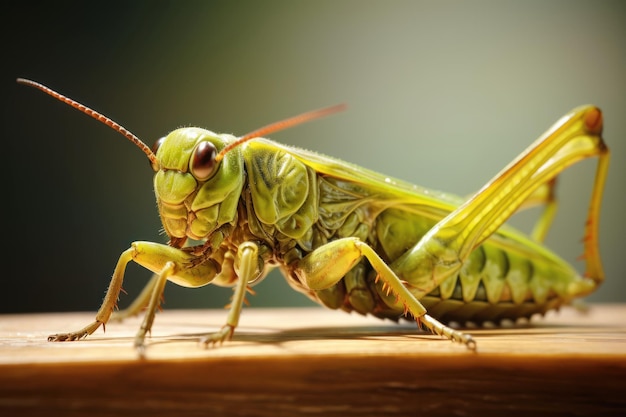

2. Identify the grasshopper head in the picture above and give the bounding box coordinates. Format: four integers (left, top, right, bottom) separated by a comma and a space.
16, 78, 343, 245
151, 128, 244, 241
150, 104, 346, 243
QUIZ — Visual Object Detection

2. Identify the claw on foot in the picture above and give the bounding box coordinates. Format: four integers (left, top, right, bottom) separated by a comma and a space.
47, 332, 89, 342
417, 315, 477, 351
134, 340, 147, 359
46, 321, 103, 342
200, 325, 235, 348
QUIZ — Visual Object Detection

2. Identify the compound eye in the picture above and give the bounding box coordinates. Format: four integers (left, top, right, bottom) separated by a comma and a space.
190, 141, 218, 181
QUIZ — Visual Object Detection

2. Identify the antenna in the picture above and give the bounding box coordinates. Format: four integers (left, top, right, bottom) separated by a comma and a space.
17, 78, 158, 166
215, 103, 346, 162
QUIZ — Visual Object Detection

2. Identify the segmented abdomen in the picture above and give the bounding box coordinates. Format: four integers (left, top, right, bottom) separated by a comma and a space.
304, 203, 586, 325
282, 176, 590, 326
406, 244, 575, 325
373, 207, 587, 324
307, 242, 575, 325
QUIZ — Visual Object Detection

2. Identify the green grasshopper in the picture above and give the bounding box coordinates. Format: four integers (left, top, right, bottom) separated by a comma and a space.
18, 78, 609, 352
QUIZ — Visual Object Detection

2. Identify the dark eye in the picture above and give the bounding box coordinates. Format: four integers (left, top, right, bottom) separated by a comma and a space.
190, 141, 218, 181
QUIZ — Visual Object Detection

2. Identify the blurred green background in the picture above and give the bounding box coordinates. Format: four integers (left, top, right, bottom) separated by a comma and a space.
3, 1, 625, 314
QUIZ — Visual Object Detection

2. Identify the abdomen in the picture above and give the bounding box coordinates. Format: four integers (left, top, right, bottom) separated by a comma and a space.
300, 207, 595, 326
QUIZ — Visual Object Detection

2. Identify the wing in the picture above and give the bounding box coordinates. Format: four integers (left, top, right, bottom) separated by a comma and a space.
247, 139, 571, 266
254, 139, 463, 207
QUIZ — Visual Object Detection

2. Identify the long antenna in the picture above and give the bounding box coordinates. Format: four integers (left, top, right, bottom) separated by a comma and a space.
215, 103, 346, 162
17, 78, 158, 166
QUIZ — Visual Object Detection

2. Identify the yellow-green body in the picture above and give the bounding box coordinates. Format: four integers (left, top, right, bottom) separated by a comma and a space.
155, 128, 596, 326
18, 78, 608, 351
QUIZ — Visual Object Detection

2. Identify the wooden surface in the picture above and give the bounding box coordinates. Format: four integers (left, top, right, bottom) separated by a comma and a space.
1, 304, 625, 416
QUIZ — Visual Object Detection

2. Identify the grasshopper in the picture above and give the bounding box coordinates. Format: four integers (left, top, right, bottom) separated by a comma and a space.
18, 78, 609, 352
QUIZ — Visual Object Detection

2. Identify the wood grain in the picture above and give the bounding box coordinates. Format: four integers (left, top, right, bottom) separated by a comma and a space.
1, 304, 625, 416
